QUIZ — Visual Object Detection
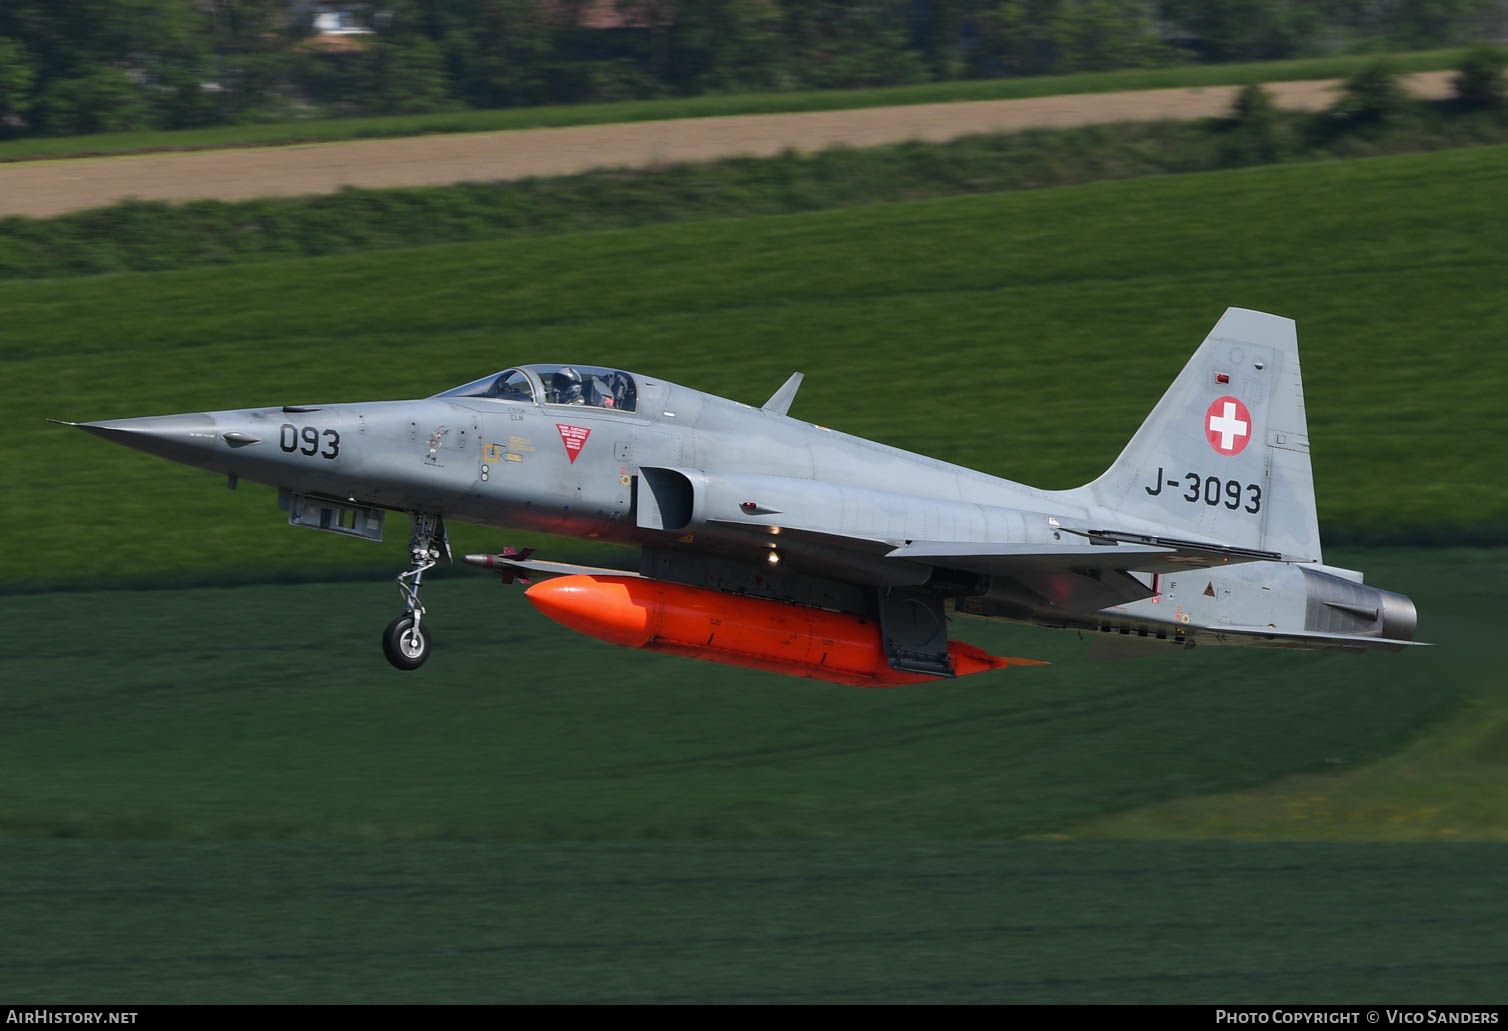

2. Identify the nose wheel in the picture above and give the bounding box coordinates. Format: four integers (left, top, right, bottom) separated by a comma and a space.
383, 512, 449, 671
382, 613, 432, 670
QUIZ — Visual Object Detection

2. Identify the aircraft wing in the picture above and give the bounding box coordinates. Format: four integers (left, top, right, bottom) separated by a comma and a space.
887, 532, 1295, 614
705, 519, 893, 553
886, 540, 1174, 573
887, 531, 1286, 577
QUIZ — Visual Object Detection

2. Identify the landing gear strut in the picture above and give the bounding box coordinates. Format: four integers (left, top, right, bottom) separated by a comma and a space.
381, 512, 449, 670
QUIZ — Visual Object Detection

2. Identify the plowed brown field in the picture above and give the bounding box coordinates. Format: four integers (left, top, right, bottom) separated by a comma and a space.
0, 71, 1453, 218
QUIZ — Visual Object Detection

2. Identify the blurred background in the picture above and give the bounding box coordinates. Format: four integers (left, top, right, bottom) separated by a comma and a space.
2, 0, 1506, 1004
1, 0, 1507, 131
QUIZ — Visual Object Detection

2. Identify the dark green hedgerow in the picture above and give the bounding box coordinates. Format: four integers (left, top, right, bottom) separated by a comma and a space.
0, 47, 1478, 161
2, 98, 1506, 282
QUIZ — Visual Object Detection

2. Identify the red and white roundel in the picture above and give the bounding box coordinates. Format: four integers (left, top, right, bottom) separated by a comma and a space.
1204, 396, 1252, 456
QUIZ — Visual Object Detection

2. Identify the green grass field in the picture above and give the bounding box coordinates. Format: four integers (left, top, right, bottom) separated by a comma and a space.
8, 145, 1506, 589
0, 550, 1466, 843
1067, 548, 1508, 842
0, 547, 1500, 1001
0, 48, 1472, 162
5, 137, 1506, 1002
5, 841, 1506, 1002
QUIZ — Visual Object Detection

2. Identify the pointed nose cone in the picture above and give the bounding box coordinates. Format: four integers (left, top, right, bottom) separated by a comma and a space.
525, 575, 654, 648
61, 413, 218, 467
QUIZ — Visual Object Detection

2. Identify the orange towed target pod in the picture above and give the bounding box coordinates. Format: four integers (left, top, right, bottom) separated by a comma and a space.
524, 574, 1044, 687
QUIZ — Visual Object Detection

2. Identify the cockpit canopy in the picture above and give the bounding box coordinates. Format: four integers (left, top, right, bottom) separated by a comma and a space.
437, 365, 638, 413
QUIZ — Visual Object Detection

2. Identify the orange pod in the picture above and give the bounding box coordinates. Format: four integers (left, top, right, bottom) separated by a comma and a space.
524, 574, 1044, 687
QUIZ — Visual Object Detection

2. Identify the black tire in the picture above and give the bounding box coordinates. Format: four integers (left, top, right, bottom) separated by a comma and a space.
382, 614, 432, 671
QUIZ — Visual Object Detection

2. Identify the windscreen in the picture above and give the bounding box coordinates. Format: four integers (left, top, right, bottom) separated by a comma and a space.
435, 369, 535, 402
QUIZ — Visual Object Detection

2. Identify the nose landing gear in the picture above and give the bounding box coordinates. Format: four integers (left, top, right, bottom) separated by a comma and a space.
382, 612, 432, 670
382, 512, 449, 670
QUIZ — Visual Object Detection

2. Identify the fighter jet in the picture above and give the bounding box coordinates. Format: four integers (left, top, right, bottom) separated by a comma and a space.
54, 308, 1423, 684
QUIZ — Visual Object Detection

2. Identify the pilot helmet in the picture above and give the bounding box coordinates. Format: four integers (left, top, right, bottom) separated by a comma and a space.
553, 366, 583, 402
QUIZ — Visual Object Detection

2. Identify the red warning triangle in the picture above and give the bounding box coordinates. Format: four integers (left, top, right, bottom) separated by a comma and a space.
556, 424, 591, 463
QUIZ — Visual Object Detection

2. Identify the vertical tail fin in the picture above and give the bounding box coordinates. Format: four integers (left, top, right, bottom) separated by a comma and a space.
1080, 308, 1322, 561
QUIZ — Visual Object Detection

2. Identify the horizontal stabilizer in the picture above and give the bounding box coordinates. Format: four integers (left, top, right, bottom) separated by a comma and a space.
1055, 526, 1291, 565
1212, 625, 1430, 653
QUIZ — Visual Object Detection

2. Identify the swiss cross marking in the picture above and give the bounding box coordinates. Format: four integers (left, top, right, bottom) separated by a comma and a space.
1204, 396, 1251, 456
556, 424, 591, 463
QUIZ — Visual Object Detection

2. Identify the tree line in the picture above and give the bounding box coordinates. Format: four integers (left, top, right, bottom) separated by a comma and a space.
0, 0, 1500, 138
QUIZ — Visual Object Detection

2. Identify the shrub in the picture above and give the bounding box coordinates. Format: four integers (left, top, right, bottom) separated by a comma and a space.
1223, 83, 1283, 163
1232, 82, 1278, 128
1331, 61, 1408, 125
1453, 47, 1508, 109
